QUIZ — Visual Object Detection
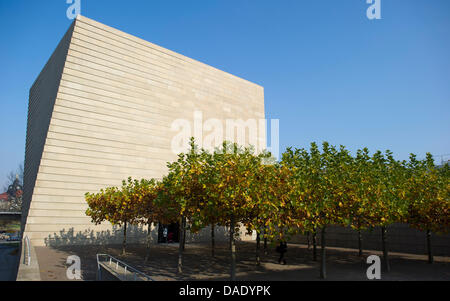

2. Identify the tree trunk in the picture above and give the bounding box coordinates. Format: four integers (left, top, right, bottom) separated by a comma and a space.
178, 216, 185, 274
381, 226, 390, 272
358, 229, 363, 257
263, 227, 268, 255
211, 224, 215, 257
312, 229, 317, 261
230, 216, 236, 280
228, 226, 232, 251
427, 230, 433, 264
306, 231, 311, 250
256, 231, 261, 266
122, 221, 127, 255
320, 226, 326, 279
145, 223, 152, 263
182, 223, 187, 251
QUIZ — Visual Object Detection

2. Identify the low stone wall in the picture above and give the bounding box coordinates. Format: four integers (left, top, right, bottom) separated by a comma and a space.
16, 239, 41, 281
290, 223, 450, 256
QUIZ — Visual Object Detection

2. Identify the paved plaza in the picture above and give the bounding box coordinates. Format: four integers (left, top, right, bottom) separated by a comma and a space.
34, 241, 450, 281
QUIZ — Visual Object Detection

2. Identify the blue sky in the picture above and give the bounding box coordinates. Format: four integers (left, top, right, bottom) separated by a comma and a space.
1, 0, 449, 187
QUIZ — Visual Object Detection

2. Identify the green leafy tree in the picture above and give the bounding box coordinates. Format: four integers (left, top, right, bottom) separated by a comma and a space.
85, 178, 139, 255
161, 138, 210, 273
281, 146, 319, 261
346, 148, 373, 256
210, 142, 255, 280
367, 151, 409, 272
128, 178, 166, 262
406, 154, 450, 263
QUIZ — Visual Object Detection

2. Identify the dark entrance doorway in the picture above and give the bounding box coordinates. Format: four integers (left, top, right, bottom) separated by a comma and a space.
157, 222, 180, 243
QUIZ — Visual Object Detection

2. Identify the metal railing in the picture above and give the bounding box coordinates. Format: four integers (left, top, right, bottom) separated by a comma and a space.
96, 254, 154, 281
23, 236, 31, 266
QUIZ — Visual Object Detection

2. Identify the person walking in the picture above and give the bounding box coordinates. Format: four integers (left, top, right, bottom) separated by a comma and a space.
163, 227, 168, 243
276, 241, 288, 265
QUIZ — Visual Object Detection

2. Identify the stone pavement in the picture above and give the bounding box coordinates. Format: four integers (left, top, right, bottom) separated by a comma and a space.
16, 239, 41, 281
32, 241, 450, 281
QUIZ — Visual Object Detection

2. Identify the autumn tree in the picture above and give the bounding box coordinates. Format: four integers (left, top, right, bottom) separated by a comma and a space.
406, 154, 450, 263
281, 142, 353, 279
160, 138, 211, 273
127, 178, 166, 262
240, 153, 292, 266
315, 142, 355, 279
345, 148, 381, 257
198, 141, 272, 280
281, 146, 319, 261
85, 178, 139, 255
365, 151, 409, 272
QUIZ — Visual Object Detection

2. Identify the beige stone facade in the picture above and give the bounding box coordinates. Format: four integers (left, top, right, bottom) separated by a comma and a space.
22, 15, 265, 246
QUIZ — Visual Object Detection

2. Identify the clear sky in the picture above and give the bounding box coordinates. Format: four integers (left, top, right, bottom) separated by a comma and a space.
1, 0, 449, 188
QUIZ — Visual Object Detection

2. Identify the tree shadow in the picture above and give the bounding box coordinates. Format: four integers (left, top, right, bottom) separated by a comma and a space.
44, 224, 232, 247
290, 224, 450, 257
44, 225, 150, 247
36, 239, 450, 281
41, 224, 232, 280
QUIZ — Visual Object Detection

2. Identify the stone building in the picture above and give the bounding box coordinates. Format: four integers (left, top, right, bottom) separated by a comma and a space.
22, 15, 265, 247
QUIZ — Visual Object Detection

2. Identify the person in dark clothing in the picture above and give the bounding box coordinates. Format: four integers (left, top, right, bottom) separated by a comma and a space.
276, 241, 287, 265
